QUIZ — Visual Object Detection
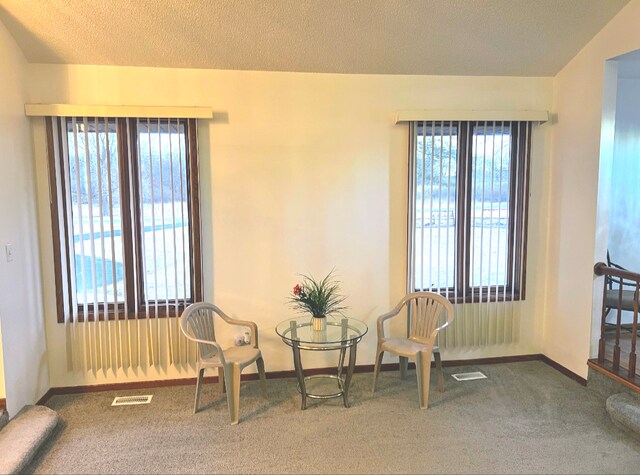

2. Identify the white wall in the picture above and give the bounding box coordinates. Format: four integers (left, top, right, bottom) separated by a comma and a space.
0, 20, 49, 415
544, 0, 640, 378
609, 76, 640, 271
27, 66, 553, 387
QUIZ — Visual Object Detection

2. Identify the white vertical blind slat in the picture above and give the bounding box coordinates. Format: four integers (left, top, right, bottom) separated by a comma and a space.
59, 118, 79, 369
407, 123, 416, 293
132, 118, 142, 366
488, 121, 497, 344
177, 121, 190, 361
456, 123, 463, 344
93, 117, 110, 370
103, 118, 122, 369
435, 121, 443, 343
53, 118, 73, 370
157, 118, 174, 364
514, 123, 531, 340
508, 121, 520, 342
428, 122, 435, 292
462, 122, 469, 346
71, 118, 85, 316
420, 122, 426, 292
496, 121, 505, 343
521, 123, 531, 301
60, 119, 75, 319
436, 123, 441, 292
128, 118, 138, 368
143, 118, 160, 365
446, 121, 455, 346
70, 117, 91, 371
146, 118, 161, 365
141, 121, 153, 366
479, 121, 487, 345
82, 117, 102, 373
167, 120, 183, 364
471, 125, 478, 346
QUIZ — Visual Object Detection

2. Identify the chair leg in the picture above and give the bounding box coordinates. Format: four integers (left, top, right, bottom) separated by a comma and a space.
399, 356, 409, 379
218, 367, 226, 394
416, 350, 432, 409
256, 356, 267, 398
224, 363, 241, 425
434, 348, 444, 392
372, 347, 384, 394
194, 367, 205, 414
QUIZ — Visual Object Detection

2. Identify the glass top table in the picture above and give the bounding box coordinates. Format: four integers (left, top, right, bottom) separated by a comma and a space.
275, 316, 368, 409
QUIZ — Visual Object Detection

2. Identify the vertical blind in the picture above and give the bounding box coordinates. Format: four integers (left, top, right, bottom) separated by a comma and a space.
407, 120, 532, 347
46, 116, 201, 372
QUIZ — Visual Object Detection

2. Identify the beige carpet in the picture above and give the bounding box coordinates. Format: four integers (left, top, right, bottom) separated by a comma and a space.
25, 361, 640, 474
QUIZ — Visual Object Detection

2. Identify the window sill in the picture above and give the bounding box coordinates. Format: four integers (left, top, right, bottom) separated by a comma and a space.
414, 288, 524, 304
60, 304, 190, 323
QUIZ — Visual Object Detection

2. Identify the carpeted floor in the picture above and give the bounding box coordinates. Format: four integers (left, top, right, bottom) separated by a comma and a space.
25, 361, 640, 474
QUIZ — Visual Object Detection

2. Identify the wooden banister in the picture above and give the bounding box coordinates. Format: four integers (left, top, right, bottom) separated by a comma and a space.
594, 262, 640, 379
594, 261, 640, 282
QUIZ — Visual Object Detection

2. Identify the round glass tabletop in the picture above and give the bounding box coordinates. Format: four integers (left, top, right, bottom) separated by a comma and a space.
275, 316, 368, 345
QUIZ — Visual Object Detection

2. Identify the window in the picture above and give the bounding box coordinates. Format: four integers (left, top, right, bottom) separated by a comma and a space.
46, 117, 202, 322
408, 121, 531, 303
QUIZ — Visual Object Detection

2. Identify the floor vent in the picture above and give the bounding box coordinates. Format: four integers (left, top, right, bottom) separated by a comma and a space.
111, 395, 153, 406
451, 371, 487, 382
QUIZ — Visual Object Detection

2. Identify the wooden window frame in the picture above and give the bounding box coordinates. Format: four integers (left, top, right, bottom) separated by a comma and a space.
46, 117, 202, 323
411, 121, 531, 304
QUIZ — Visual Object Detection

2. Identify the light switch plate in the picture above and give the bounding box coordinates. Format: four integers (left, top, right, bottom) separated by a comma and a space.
5, 244, 13, 262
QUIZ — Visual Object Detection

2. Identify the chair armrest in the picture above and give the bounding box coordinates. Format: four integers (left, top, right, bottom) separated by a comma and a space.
217, 310, 260, 348
230, 319, 259, 348
377, 309, 401, 339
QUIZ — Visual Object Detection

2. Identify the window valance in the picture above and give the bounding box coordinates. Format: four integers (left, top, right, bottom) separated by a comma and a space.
395, 110, 548, 124
25, 104, 213, 119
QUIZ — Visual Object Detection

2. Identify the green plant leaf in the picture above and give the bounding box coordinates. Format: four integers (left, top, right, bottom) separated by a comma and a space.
288, 269, 348, 317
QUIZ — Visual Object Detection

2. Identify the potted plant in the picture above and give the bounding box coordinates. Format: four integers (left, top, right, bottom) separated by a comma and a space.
289, 270, 348, 331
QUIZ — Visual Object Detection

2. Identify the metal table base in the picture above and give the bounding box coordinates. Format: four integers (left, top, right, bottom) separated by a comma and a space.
291, 339, 358, 409
276, 317, 367, 411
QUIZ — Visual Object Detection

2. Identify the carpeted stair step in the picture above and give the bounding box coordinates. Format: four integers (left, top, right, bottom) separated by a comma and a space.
0, 405, 59, 474
606, 392, 640, 439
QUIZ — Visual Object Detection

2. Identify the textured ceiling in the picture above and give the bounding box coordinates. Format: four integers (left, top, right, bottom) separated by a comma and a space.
0, 0, 629, 76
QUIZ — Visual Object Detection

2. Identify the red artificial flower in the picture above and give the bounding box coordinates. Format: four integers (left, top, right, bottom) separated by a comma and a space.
293, 284, 303, 296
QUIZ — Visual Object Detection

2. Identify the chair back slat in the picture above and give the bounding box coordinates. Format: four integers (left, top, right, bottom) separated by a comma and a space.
406, 292, 453, 344
181, 303, 219, 359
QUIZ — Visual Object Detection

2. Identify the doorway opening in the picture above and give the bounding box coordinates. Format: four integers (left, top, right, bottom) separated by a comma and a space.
592, 49, 640, 386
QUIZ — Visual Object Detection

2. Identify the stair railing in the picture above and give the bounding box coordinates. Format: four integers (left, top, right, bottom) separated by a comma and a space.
594, 262, 640, 377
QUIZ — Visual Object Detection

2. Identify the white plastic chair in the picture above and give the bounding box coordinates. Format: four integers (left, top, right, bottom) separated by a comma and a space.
180, 302, 267, 424
372, 292, 454, 409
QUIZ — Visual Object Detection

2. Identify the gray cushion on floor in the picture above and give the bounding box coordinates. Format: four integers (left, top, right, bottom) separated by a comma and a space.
0, 405, 59, 475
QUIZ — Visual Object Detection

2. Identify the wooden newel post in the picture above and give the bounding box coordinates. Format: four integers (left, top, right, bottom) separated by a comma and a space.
596, 262, 607, 364
629, 282, 639, 378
